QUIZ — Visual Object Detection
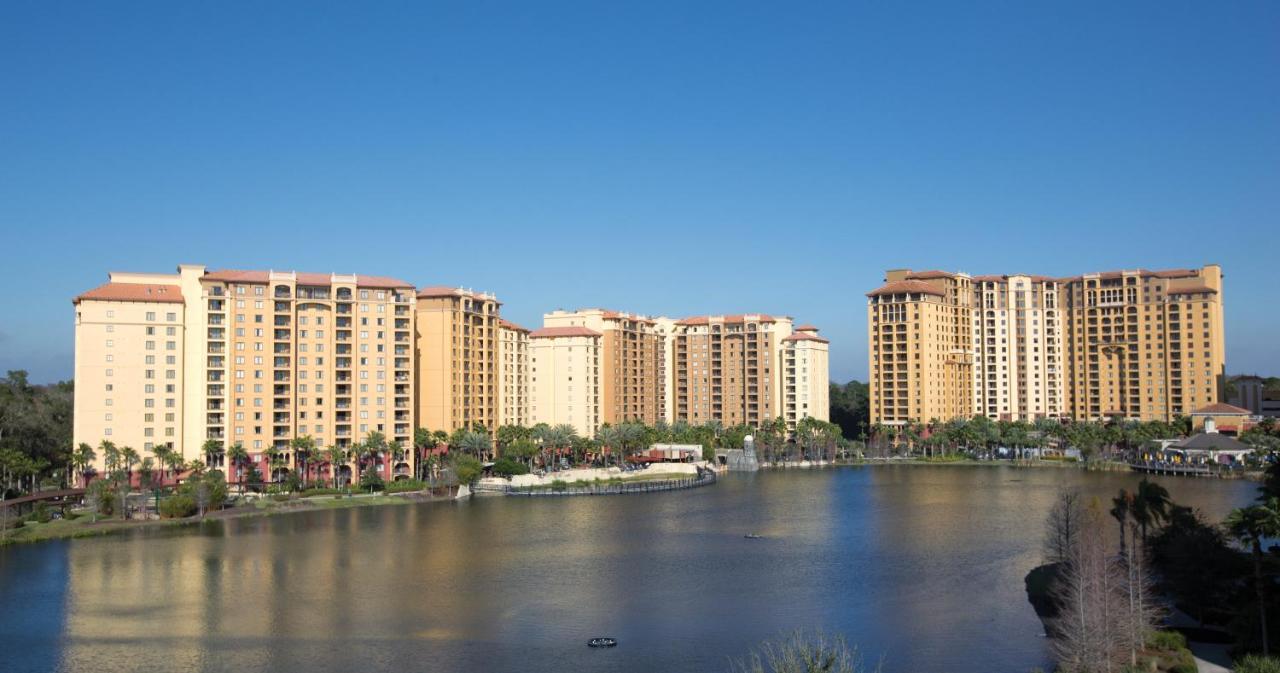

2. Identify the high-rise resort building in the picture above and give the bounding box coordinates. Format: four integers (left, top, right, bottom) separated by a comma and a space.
74, 265, 835, 478
867, 264, 1226, 426
670, 314, 796, 428
496, 319, 530, 427
782, 325, 831, 430
74, 265, 417, 484
528, 310, 832, 436
528, 325, 603, 436
414, 287, 502, 434
542, 309, 666, 426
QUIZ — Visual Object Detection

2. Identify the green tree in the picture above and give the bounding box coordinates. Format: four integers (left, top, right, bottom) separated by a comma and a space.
1226, 498, 1280, 657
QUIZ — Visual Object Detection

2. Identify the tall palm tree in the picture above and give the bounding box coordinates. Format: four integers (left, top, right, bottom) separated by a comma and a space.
99, 439, 120, 474
1226, 498, 1280, 657
1110, 489, 1133, 556
290, 435, 316, 486
264, 446, 283, 484
72, 442, 96, 487
457, 431, 492, 461
323, 444, 347, 488
1133, 477, 1172, 545
153, 445, 174, 483
202, 439, 223, 469
226, 442, 249, 487
120, 446, 139, 485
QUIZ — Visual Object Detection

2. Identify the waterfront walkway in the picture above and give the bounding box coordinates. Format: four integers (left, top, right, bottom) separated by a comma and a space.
479, 468, 716, 496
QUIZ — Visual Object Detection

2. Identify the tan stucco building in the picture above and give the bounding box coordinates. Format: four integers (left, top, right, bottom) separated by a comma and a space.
75, 266, 417, 483
542, 309, 665, 425
782, 326, 831, 428
528, 326, 603, 436
497, 319, 530, 428
414, 287, 501, 434
868, 264, 1227, 426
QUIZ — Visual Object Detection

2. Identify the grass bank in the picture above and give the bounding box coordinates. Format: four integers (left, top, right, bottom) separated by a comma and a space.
0, 488, 453, 547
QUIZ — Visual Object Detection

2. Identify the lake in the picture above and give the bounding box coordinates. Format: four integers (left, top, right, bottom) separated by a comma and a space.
0, 466, 1258, 673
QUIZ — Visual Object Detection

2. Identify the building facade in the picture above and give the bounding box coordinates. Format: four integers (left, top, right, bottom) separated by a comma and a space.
75, 266, 417, 483
542, 309, 665, 425
781, 326, 831, 429
414, 287, 501, 434
497, 319, 530, 428
528, 326, 603, 436
867, 264, 1227, 426
669, 315, 793, 427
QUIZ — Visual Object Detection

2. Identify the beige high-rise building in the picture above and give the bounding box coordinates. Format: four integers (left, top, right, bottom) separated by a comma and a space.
867, 265, 1227, 426
1060, 265, 1226, 422
670, 315, 793, 427
542, 309, 665, 425
497, 319, 530, 428
74, 266, 417, 483
867, 271, 975, 426
781, 325, 831, 429
528, 326, 602, 436
970, 274, 1066, 421
414, 287, 501, 434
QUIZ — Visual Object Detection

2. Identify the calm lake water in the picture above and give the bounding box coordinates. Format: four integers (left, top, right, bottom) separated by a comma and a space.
0, 466, 1258, 673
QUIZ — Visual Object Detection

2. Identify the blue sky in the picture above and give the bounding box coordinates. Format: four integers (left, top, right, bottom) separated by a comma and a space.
2, 1, 1277, 384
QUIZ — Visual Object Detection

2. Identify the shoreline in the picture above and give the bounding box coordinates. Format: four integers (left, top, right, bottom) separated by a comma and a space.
0, 488, 455, 548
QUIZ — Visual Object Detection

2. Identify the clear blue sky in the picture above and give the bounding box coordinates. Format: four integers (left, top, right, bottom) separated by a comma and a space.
2, 1, 1277, 384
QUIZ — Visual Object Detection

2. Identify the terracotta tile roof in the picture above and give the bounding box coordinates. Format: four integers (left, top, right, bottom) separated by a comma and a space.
1167, 285, 1218, 295
529, 326, 602, 339
1058, 268, 1202, 283
971, 274, 1059, 283
866, 280, 946, 298
794, 324, 819, 331
202, 269, 413, 288
74, 283, 184, 304
903, 270, 956, 280
1191, 402, 1252, 415
415, 286, 502, 303
599, 310, 657, 324
498, 318, 529, 332
675, 314, 777, 326
783, 332, 829, 344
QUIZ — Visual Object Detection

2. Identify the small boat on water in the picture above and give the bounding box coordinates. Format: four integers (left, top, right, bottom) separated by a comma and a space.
588, 637, 618, 648
744, 533, 763, 540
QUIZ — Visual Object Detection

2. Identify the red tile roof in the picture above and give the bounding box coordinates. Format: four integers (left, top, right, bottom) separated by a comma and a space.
202, 269, 412, 288
1167, 285, 1218, 295
866, 280, 945, 298
784, 332, 829, 344
529, 326, 603, 339
416, 286, 502, 303
1191, 402, 1252, 415
1057, 268, 1202, 283
498, 318, 529, 332
675, 314, 778, 326
903, 270, 956, 280
794, 324, 819, 331
74, 283, 184, 304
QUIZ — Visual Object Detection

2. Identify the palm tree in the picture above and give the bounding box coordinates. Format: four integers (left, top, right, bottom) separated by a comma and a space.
152, 445, 174, 484
324, 444, 347, 488
290, 435, 316, 486
120, 446, 139, 486
1110, 489, 1133, 556
71, 442, 96, 487
226, 442, 249, 487
1133, 477, 1171, 545
264, 446, 284, 484
202, 439, 223, 469
457, 431, 492, 461
99, 439, 120, 474
1226, 498, 1280, 657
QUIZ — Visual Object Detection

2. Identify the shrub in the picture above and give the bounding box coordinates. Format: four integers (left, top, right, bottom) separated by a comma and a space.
1237, 656, 1280, 673
86, 479, 116, 517
300, 487, 342, 497
159, 495, 197, 519
32, 501, 52, 524
551, 479, 567, 491
282, 471, 303, 493
385, 479, 426, 494
270, 494, 292, 503
359, 470, 385, 493
491, 458, 528, 477
1147, 630, 1188, 651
